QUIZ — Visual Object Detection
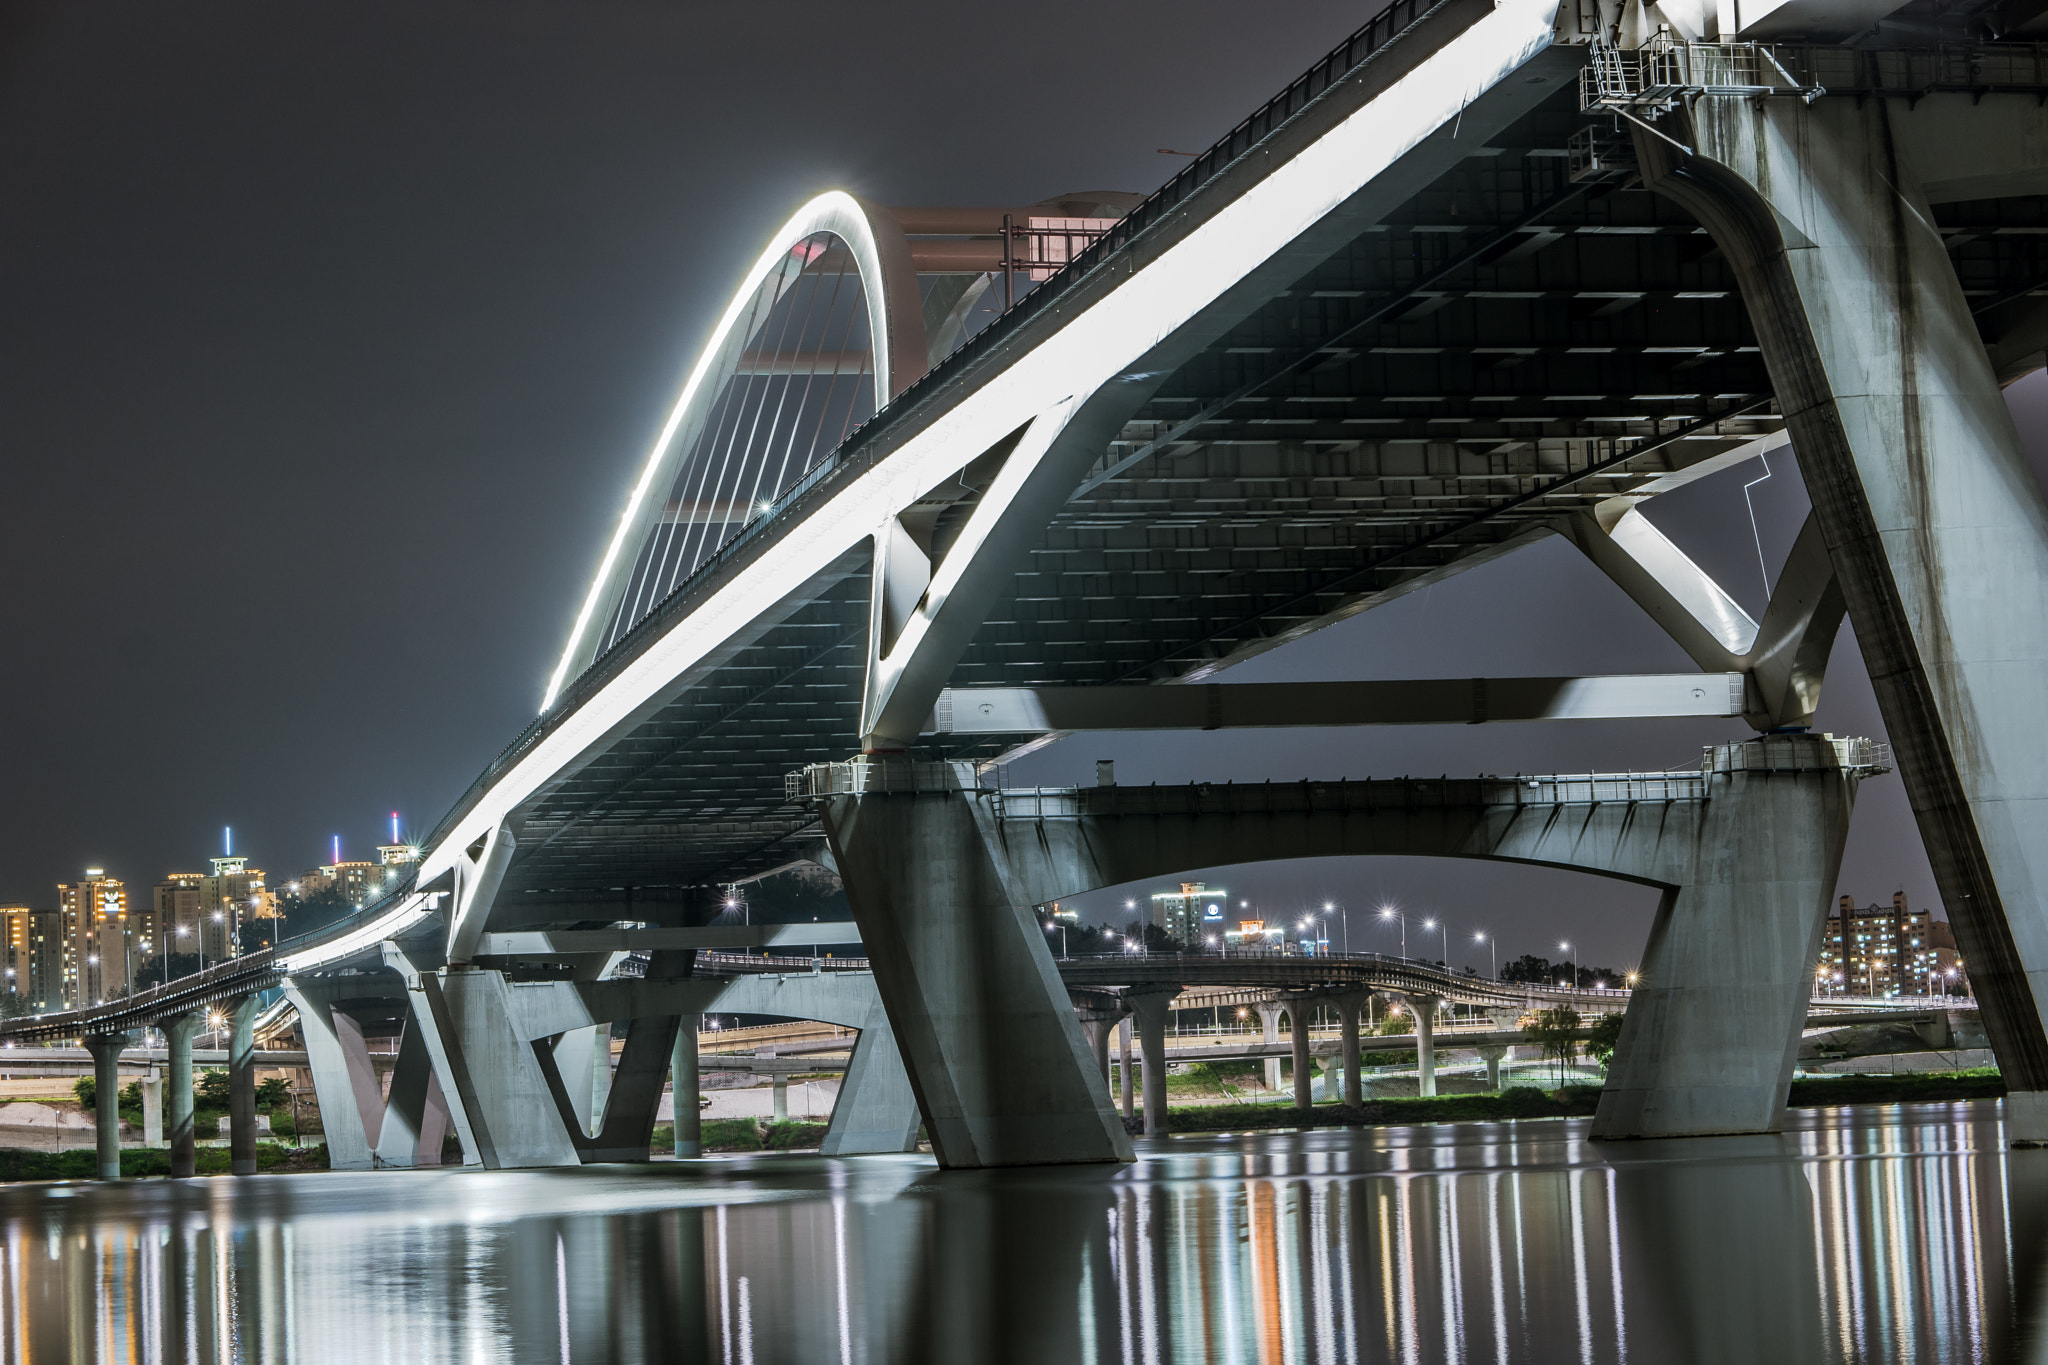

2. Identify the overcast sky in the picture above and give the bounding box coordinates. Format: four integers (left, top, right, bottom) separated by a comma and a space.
5, 1, 2045, 975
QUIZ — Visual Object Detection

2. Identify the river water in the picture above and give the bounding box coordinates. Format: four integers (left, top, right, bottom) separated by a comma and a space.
0, 1099, 2040, 1363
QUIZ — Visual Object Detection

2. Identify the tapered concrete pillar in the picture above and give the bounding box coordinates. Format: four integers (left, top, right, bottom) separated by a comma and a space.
1641, 94, 2048, 1140
1118, 1018, 1134, 1121
1125, 990, 1174, 1138
672, 1013, 701, 1157
820, 1020, 922, 1155
1256, 1004, 1283, 1092
376, 1017, 451, 1167
226, 996, 260, 1176
771, 1074, 789, 1122
284, 980, 386, 1170
1594, 736, 1857, 1138
83, 1032, 132, 1180
818, 783, 1132, 1166
140, 1069, 163, 1148
165, 1010, 202, 1178
1478, 1044, 1508, 1091
1335, 994, 1367, 1107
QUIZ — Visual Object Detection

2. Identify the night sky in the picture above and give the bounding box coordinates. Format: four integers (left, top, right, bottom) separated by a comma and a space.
5, 2, 2046, 975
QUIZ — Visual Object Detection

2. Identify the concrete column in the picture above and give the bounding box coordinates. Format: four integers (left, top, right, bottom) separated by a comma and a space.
819, 1020, 922, 1156
672, 1013, 701, 1157
1643, 96, 2048, 1139
771, 1074, 789, 1122
376, 1014, 450, 1167
1594, 736, 1856, 1139
1256, 1004, 1283, 1092
83, 1032, 132, 1180
1288, 998, 1314, 1111
1389, 994, 1438, 1098
1118, 1017, 1134, 1121
140, 1068, 163, 1148
284, 981, 385, 1171
819, 784, 1132, 1167
1336, 994, 1366, 1108
385, 946, 581, 1169
1125, 990, 1174, 1138
165, 1010, 203, 1178
227, 996, 260, 1176
1478, 1044, 1508, 1091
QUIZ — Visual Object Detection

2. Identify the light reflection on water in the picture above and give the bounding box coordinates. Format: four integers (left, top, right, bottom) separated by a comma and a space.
0, 1100, 2042, 1363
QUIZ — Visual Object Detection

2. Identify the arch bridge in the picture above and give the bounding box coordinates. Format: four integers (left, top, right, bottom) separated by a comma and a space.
15, 0, 2048, 1173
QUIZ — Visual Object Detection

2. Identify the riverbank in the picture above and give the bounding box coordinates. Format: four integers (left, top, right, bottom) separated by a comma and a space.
1135, 1068, 2008, 1134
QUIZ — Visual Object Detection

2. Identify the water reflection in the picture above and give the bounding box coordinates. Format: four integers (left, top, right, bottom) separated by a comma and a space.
0, 1100, 2040, 1363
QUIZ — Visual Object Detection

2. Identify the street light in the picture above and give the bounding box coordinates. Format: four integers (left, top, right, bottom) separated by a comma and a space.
1378, 905, 1406, 960
1422, 917, 1448, 969
1559, 940, 1575, 994
1473, 930, 1497, 980
1324, 901, 1348, 955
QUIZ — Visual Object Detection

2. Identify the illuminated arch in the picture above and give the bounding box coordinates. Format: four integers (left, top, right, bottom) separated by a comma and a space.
543, 192, 927, 710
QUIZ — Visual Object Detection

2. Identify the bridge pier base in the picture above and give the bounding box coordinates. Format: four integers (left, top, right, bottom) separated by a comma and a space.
140, 1069, 162, 1148
1257, 1004, 1283, 1093
84, 1032, 132, 1180
285, 981, 388, 1171
671, 1014, 701, 1157
166, 1011, 201, 1178
1593, 738, 1855, 1139
1478, 1044, 1509, 1092
1118, 1018, 1134, 1121
819, 784, 1132, 1167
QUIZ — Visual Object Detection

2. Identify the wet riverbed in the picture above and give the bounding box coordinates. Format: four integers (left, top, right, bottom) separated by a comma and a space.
0, 1099, 2040, 1363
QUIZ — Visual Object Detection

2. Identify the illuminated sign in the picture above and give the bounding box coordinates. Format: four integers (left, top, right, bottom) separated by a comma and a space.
1203, 903, 1223, 921
1238, 920, 1266, 936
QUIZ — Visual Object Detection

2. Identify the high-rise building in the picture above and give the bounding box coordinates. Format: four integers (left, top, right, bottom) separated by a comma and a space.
0, 905, 61, 1011
1816, 892, 1954, 997
1150, 882, 1228, 945
56, 870, 135, 1006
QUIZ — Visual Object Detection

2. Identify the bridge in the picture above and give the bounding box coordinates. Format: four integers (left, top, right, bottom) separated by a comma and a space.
16, 0, 2047, 1175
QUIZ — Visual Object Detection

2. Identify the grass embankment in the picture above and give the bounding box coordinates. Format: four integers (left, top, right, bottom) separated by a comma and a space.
0, 1143, 326, 1181
1143, 1069, 2008, 1135
651, 1119, 830, 1153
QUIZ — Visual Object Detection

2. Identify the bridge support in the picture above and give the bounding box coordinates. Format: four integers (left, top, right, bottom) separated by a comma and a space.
375, 1018, 451, 1167
1592, 742, 1855, 1139
1334, 993, 1369, 1107
1118, 1018, 1134, 1121
671, 1014, 701, 1157
227, 995, 260, 1175
819, 1022, 922, 1156
1286, 996, 1315, 1112
284, 980, 389, 1171
83, 1032, 132, 1180
1478, 1044, 1509, 1092
1643, 93, 2048, 1141
166, 1011, 201, 1178
140, 1068, 163, 1148
818, 782, 1132, 1167
1385, 994, 1438, 1098
1126, 989, 1175, 1137
1257, 1004, 1283, 1093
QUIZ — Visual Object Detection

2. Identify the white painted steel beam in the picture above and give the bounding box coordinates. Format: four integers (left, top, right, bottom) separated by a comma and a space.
926, 674, 1746, 735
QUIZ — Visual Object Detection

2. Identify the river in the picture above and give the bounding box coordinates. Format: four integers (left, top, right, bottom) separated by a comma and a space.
0, 1099, 2038, 1363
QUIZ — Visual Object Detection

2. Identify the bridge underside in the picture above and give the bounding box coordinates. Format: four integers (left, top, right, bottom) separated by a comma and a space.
493, 62, 2048, 910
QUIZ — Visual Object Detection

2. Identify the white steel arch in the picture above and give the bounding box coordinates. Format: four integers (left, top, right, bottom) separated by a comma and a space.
543, 191, 927, 711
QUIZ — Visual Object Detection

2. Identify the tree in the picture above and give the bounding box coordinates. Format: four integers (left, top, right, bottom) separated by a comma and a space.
256, 1077, 292, 1109
1500, 954, 1554, 985
1524, 1007, 1583, 1087
197, 1068, 231, 1108
1376, 1006, 1413, 1036
1586, 1012, 1625, 1071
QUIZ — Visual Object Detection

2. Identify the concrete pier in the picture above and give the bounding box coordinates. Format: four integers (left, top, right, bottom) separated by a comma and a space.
820, 781, 1131, 1167
165, 1011, 202, 1178
83, 1032, 132, 1180
1335, 993, 1367, 1107
1641, 92, 2048, 1141
227, 996, 260, 1176
672, 1014, 701, 1157
1287, 997, 1314, 1111
1126, 990, 1174, 1137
